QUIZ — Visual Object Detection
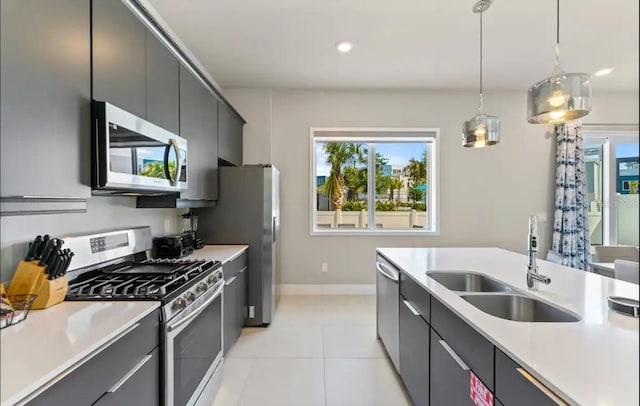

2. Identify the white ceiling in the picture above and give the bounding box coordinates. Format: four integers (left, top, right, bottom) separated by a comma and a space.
147, 0, 639, 91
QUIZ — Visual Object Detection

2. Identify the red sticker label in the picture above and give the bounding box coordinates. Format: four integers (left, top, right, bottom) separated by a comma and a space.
470, 371, 494, 406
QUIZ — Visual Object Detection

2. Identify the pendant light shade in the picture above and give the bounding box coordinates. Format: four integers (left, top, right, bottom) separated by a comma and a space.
462, 0, 500, 148
463, 114, 500, 148
527, 72, 592, 124
527, 0, 592, 124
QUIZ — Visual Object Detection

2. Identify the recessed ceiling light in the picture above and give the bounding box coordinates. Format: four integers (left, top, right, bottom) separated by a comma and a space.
336, 41, 353, 53
594, 68, 613, 77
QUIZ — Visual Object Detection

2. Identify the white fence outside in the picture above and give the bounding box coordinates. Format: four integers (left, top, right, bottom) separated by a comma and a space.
316, 209, 428, 229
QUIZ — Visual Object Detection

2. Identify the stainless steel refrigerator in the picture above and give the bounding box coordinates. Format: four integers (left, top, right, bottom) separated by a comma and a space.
197, 165, 280, 326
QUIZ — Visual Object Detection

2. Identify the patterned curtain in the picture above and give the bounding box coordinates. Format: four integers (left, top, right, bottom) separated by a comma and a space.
551, 121, 591, 270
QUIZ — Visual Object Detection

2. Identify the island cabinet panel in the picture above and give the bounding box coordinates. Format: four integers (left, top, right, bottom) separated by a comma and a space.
399, 296, 430, 406
400, 272, 431, 322
430, 297, 494, 391
92, 0, 146, 118
0, 0, 91, 200
430, 328, 475, 406
495, 348, 566, 406
27, 310, 160, 406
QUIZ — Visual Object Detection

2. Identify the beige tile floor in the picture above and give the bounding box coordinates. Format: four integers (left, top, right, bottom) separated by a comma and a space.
212, 295, 411, 406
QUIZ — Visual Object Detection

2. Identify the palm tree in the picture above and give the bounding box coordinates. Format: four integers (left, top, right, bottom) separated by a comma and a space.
388, 177, 404, 201
320, 143, 362, 210
405, 153, 427, 186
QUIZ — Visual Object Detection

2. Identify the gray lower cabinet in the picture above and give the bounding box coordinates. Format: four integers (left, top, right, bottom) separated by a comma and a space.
217, 101, 244, 167
376, 254, 400, 371
93, 347, 160, 406
223, 255, 248, 355
399, 297, 430, 406
223, 273, 238, 355
145, 29, 179, 134
495, 348, 562, 406
0, 0, 91, 201
430, 328, 475, 406
27, 310, 160, 405
237, 266, 248, 329
92, 0, 146, 118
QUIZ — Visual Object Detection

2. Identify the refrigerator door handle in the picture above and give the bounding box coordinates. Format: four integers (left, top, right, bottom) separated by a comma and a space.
272, 217, 276, 244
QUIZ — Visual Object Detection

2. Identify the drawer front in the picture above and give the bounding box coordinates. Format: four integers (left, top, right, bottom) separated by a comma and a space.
93, 347, 160, 406
495, 349, 566, 406
223, 249, 248, 280
399, 298, 430, 406
430, 298, 494, 391
430, 328, 475, 406
400, 271, 431, 323
27, 310, 160, 406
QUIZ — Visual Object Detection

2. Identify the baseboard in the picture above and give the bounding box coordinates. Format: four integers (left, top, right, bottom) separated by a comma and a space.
280, 284, 375, 295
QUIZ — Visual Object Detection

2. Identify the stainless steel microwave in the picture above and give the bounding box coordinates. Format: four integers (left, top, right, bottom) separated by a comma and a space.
92, 101, 187, 194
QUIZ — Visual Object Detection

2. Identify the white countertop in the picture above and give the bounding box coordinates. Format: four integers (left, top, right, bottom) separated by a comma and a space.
184, 245, 248, 264
0, 301, 159, 406
377, 247, 639, 406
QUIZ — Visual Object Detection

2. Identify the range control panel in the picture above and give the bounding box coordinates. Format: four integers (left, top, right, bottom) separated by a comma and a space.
90, 233, 129, 254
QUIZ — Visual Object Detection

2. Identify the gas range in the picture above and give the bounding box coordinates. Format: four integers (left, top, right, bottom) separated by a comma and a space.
66, 257, 223, 321
62, 227, 225, 406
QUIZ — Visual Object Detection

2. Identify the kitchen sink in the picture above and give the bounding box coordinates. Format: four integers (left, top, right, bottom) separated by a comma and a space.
426, 272, 510, 293
460, 294, 580, 322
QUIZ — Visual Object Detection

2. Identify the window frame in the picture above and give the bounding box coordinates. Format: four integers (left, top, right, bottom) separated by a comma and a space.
309, 127, 440, 236
583, 124, 639, 246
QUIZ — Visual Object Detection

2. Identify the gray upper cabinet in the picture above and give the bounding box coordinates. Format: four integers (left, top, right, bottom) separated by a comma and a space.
145, 29, 179, 134
0, 0, 91, 200
179, 66, 218, 201
92, 0, 146, 118
217, 102, 244, 167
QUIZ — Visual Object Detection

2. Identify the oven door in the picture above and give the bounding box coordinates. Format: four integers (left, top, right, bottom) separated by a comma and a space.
165, 280, 224, 406
93, 101, 188, 193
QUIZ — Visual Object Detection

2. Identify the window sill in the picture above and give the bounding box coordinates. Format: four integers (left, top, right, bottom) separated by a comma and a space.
310, 229, 440, 237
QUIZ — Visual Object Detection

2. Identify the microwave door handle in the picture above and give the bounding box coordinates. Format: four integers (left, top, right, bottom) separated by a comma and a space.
164, 139, 182, 186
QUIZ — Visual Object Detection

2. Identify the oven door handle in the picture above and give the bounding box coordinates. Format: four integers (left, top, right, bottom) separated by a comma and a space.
167, 280, 224, 332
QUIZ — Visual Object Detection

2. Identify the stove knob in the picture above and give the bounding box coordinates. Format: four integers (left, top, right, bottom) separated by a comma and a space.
197, 282, 209, 292
173, 298, 187, 310
207, 275, 217, 284
185, 292, 196, 303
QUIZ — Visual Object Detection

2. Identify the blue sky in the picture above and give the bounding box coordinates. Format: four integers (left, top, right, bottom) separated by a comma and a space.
315, 142, 427, 176
616, 143, 639, 158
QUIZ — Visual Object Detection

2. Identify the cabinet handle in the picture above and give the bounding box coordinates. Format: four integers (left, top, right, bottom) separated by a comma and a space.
439, 340, 469, 371
107, 354, 154, 393
403, 300, 420, 316
376, 261, 399, 283
225, 276, 237, 286
516, 368, 568, 405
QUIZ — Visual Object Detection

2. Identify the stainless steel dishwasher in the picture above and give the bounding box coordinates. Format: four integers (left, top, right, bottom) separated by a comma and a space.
376, 254, 400, 371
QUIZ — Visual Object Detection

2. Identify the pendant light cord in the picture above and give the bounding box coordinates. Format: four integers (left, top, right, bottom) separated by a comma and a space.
554, 0, 561, 71
479, 11, 483, 112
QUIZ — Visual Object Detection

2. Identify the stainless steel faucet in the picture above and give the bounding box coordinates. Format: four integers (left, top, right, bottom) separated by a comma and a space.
527, 215, 551, 289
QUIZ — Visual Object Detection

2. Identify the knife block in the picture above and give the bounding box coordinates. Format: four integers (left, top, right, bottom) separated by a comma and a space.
7, 261, 68, 310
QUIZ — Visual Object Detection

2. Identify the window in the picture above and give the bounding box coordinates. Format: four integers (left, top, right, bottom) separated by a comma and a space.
584, 127, 639, 247
310, 128, 439, 234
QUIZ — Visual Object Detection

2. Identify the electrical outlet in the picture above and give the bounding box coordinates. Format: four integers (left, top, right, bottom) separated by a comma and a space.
321, 263, 328, 273
249, 306, 255, 318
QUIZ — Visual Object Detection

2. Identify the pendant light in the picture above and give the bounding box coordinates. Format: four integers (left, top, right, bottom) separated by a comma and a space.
527, 0, 592, 124
463, 0, 500, 148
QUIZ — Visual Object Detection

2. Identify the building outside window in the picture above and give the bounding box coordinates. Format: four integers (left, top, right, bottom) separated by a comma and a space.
584, 127, 639, 247
310, 128, 439, 234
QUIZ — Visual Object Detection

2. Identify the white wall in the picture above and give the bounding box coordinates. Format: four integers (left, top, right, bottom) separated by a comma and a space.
1, 197, 182, 282
222, 88, 639, 286
224, 88, 273, 165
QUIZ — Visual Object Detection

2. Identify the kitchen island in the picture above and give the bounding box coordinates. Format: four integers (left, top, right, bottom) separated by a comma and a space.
377, 247, 639, 406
